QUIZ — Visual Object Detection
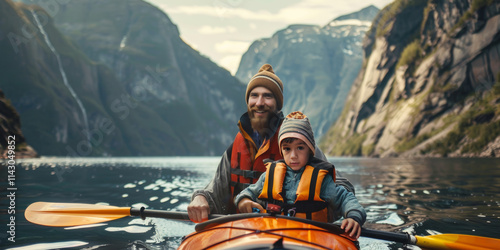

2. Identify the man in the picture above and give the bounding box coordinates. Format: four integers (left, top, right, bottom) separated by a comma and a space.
188, 64, 354, 222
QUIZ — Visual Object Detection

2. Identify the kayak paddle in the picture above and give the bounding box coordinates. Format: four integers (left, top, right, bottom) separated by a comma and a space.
24, 202, 222, 227
25, 202, 500, 249
361, 228, 499, 250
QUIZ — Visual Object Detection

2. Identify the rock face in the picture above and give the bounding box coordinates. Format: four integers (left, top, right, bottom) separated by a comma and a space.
0, 90, 38, 158
236, 6, 379, 139
321, 0, 500, 157
0, 0, 245, 156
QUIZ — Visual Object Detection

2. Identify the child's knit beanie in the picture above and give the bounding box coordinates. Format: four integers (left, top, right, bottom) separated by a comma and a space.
278, 111, 315, 154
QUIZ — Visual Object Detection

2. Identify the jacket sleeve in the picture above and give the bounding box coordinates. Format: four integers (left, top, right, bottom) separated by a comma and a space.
191, 145, 234, 214
315, 146, 356, 194
321, 177, 366, 226
234, 173, 266, 207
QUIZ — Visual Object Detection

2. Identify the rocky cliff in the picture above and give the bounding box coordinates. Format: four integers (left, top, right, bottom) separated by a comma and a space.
236, 6, 379, 139
0, 90, 38, 158
0, 0, 245, 156
321, 0, 500, 157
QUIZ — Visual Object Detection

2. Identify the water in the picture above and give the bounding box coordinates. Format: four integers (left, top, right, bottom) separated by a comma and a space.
1, 157, 499, 249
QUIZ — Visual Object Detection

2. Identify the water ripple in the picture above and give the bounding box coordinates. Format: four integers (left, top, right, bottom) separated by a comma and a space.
105, 225, 152, 233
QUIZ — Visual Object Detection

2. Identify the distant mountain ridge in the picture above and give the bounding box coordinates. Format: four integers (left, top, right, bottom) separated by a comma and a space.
44, 0, 247, 155
1, 0, 245, 156
321, 0, 500, 157
236, 5, 379, 139
5, 0, 497, 158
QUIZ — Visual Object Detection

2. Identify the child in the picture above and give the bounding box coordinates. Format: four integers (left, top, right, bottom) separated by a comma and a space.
234, 111, 366, 239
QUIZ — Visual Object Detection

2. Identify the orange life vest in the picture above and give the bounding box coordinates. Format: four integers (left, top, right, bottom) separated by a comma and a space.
258, 160, 335, 222
230, 123, 282, 198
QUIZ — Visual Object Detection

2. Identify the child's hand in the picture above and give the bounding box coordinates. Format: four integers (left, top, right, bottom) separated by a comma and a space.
341, 218, 361, 239
237, 198, 265, 213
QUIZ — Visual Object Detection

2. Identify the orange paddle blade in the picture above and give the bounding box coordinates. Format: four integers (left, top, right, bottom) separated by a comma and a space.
25, 202, 131, 227
416, 234, 500, 250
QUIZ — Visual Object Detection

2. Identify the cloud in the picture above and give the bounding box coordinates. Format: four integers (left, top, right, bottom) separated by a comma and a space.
274, 0, 384, 24
164, 5, 283, 22
220, 55, 242, 75
163, 0, 393, 25
198, 25, 237, 34
214, 40, 250, 75
215, 40, 250, 54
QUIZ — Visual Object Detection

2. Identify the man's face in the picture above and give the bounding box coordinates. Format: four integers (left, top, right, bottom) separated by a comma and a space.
247, 87, 277, 133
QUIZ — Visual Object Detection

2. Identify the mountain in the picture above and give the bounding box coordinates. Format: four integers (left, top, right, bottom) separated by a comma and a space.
321, 0, 500, 157
235, 5, 379, 139
0, 0, 245, 156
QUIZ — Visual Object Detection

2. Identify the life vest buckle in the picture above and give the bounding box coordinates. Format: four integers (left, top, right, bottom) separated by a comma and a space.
287, 208, 296, 217
266, 203, 282, 213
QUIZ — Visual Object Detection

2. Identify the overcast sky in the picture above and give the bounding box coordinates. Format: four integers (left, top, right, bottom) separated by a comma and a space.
144, 0, 394, 75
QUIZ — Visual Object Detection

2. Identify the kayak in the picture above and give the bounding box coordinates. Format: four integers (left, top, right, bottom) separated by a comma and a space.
178, 213, 358, 250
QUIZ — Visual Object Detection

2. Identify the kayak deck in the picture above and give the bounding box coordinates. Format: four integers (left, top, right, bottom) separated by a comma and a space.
179, 214, 358, 250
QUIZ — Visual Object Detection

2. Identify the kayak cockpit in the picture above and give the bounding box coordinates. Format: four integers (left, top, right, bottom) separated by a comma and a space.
179, 213, 358, 250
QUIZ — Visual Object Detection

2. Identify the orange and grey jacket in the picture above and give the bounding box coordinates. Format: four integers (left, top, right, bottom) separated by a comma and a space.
235, 157, 366, 225
258, 160, 335, 222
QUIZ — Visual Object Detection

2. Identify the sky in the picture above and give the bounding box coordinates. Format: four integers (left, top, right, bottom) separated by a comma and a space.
144, 0, 394, 76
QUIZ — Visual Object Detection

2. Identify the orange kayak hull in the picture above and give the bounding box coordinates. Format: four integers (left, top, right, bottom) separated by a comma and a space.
179, 215, 358, 250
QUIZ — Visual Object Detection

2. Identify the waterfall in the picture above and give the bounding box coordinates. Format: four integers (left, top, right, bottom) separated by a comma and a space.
31, 10, 90, 143
119, 35, 127, 51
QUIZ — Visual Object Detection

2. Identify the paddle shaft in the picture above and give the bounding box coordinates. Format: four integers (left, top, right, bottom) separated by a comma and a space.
130, 207, 224, 221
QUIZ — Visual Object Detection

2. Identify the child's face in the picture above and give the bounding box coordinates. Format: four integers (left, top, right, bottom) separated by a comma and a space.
281, 138, 310, 171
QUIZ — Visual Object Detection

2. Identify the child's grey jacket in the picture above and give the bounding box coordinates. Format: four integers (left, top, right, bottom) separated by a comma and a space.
234, 157, 366, 225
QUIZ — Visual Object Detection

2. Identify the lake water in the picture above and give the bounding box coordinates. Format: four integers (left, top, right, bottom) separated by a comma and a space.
1, 157, 500, 249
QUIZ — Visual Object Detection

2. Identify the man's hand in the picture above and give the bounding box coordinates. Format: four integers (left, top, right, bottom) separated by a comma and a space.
341, 218, 362, 239
187, 195, 210, 223
237, 198, 265, 213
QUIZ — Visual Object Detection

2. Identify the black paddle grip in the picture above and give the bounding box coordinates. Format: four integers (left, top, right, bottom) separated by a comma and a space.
361, 228, 412, 244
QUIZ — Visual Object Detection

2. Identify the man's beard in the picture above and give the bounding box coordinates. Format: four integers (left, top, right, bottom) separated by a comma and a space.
248, 107, 276, 137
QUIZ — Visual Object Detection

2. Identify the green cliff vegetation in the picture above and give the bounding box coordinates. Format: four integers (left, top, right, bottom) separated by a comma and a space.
423, 78, 500, 156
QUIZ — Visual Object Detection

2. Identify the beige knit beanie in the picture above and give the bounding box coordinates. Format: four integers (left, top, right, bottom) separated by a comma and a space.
245, 64, 284, 110
279, 111, 315, 155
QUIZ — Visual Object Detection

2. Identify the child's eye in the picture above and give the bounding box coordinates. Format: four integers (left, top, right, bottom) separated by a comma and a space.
283, 147, 290, 151
297, 146, 305, 150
